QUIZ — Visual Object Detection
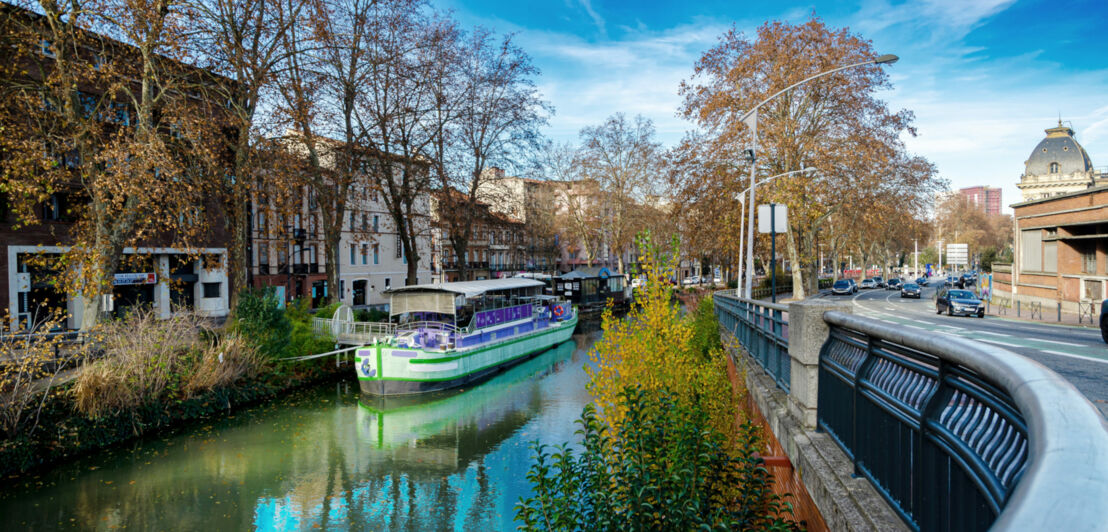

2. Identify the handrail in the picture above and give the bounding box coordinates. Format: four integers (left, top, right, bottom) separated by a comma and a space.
714, 291, 790, 391
822, 310, 1108, 531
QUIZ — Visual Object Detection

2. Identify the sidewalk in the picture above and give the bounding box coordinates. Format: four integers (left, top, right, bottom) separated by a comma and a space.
985, 300, 1100, 329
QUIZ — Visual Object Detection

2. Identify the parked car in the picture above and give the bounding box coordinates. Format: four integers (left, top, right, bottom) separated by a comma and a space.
873, 276, 885, 288
860, 278, 877, 289
831, 279, 856, 295
960, 273, 975, 287
936, 288, 985, 317
916, 276, 929, 287
886, 278, 902, 290
944, 276, 958, 287
631, 278, 645, 289
1101, 299, 1108, 344
682, 276, 700, 286
713, 276, 722, 285
901, 282, 921, 299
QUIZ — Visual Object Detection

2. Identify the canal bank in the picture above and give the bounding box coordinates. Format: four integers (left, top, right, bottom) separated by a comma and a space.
0, 332, 599, 530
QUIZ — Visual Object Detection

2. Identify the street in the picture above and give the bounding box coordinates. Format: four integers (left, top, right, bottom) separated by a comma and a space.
830, 285, 1108, 417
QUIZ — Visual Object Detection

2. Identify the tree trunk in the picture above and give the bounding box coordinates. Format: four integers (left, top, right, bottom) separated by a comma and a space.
785, 229, 805, 299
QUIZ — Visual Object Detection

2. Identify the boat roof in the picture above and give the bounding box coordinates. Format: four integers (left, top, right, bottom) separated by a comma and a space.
385, 278, 545, 298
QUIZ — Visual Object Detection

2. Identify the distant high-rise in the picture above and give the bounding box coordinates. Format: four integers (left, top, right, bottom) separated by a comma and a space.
958, 186, 1003, 215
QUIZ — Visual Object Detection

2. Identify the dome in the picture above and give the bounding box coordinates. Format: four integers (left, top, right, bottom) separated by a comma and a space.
1024, 122, 1094, 177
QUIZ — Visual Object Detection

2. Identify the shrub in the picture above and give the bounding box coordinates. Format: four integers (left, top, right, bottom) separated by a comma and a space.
314, 302, 341, 320
231, 288, 291, 359
73, 310, 209, 418
516, 387, 797, 531
354, 308, 389, 322
284, 298, 333, 358
184, 333, 268, 396
688, 294, 722, 361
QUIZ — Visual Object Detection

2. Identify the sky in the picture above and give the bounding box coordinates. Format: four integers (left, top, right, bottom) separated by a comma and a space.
435, 0, 1108, 213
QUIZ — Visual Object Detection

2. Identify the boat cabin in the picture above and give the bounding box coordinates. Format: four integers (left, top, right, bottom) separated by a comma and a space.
386, 278, 561, 332
549, 267, 627, 310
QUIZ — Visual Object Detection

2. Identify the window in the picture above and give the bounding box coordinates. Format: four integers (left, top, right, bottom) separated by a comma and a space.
42, 194, 61, 221
373, 244, 379, 265
340, 280, 344, 295
350, 244, 355, 265
396, 235, 403, 259
384, 278, 391, 289
373, 215, 379, 232
362, 244, 368, 265
40, 39, 55, 58
259, 243, 269, 264
1083, 248, 1098, 274
362, 214, 368, 231
202, 282, 221, 299
1050, 162, 1059, 174
351, 212, 356, 229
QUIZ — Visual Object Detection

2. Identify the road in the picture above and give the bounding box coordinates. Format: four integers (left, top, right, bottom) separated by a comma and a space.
826, 284, 1108, 418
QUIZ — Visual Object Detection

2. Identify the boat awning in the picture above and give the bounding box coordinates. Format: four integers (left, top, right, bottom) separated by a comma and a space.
387, 278, 546, 316
385, 278, 545, 298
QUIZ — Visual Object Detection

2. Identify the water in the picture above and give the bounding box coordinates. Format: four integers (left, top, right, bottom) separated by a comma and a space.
0, 332, 601, 531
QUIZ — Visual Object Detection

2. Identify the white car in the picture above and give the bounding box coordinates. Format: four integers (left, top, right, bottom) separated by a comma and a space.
860, 278, 877, 289
631, 278, 645, 289
682, 276, 700, 286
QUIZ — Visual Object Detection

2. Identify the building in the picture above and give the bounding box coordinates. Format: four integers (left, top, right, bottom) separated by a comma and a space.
992, 185, 1108, 311
1, 4, 232, 330
431, 191, 530, 283
1017, 121, 1108, 202
249, 185, 329, 308
958, 186, 1003, 215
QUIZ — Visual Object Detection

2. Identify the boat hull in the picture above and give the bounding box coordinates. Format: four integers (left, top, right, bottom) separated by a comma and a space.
355, 315, 578, 396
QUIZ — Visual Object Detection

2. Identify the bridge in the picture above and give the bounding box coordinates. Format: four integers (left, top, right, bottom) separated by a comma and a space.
714, 292, 1108, 531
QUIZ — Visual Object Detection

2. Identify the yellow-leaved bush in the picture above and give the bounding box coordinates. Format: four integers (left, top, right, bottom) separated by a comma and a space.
586, 234, 740, 440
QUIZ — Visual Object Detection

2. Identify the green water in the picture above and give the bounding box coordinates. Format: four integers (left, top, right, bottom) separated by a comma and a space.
0, 332, 599, 531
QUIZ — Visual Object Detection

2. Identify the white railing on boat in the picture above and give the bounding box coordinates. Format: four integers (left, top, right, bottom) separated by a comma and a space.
312, 318, 396, 345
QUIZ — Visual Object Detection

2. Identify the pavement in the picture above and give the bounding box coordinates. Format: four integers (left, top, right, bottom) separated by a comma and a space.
820, 285, 1108, 418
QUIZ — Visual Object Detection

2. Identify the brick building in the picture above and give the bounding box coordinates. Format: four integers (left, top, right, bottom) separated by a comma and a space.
958, 186, 1003, 215
992, 185, 1108, 311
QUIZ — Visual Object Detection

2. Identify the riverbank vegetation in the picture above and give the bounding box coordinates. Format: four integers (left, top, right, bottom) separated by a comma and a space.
0, 289, 339, 477
517, 235, 798, 529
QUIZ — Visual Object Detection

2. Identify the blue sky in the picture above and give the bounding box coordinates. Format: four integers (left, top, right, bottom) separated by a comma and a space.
436, 0, 1108, 212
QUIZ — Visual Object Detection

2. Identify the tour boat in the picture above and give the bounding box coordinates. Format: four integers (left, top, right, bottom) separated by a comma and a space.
353, 278, 577, 395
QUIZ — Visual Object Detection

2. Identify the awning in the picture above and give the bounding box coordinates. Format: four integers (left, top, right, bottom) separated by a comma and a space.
385, 278, 545, 299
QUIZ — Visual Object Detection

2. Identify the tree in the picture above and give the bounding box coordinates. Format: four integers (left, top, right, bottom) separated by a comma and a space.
577, 114, 664, 274
679, 18, 942, 297
434, 28, 548, 281
0, 0, 229, 330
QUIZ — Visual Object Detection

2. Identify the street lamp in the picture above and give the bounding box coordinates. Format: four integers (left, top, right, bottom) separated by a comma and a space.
733, 167, 818, 297
740, 53, 898, 298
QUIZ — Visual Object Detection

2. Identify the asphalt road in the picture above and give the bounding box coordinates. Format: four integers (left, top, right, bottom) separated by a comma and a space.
826, 285, 1108, 418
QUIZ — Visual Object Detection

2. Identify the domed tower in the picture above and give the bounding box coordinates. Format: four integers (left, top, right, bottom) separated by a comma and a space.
1017, 120, 1096, 201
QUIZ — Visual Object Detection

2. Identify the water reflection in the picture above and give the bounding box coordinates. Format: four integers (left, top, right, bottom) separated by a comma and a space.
0, 334, 596, 531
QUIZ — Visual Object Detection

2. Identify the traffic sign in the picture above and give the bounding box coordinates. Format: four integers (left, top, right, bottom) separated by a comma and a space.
946, 243, 969, 266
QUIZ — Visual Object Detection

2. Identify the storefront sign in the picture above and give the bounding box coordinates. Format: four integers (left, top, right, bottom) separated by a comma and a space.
474, 304, 532, 329
113, 272, 157, 285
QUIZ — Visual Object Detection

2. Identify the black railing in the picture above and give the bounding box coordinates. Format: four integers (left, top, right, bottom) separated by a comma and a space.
714, 292, 789, 391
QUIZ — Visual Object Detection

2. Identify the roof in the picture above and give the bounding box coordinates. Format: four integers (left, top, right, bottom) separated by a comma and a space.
561, 266, 613, 279
1024, 122, 1094, 177
385, 278, 545, 298
1011, 184, 1108, 209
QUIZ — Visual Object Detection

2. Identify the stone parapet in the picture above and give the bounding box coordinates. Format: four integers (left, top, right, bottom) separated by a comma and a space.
786, 298, 852, 430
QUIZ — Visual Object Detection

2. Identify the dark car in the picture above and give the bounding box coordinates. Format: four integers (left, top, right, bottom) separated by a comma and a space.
831, 279, 856, 295
886, 278, 902, 290
1101, 299, 1107, 344
960, 274, 975, 287
873, 276, 885, 288
916, 276, 929, 286
944, 276, 958, 288
936, 288, 984, 317
901, 282, 921, 299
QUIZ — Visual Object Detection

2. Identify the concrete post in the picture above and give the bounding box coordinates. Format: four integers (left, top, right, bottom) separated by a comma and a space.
787, 298, 852, 430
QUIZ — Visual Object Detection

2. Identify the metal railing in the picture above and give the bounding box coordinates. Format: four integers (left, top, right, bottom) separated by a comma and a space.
714, 291, 789, 391
817, 311, 1108, 531
715, 293, 1108, 531
312, 318, 396, 345
1079, 300, 1099, 325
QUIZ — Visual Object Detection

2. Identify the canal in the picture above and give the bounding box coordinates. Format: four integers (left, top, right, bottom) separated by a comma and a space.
0, 331, 601, 530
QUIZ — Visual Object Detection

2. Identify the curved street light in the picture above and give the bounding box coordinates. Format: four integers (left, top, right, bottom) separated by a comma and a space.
741, 53, 898, 298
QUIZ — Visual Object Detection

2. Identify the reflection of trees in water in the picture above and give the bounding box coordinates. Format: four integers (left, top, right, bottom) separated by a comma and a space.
0, 339, 584, 530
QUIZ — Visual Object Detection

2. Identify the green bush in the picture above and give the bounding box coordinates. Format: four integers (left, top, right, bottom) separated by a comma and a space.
284, 298, 333, 358
354, 308, 389, 322
314, 302, 341, 319
689, 295, 722, 361
230, 288, 291, 359
516, 387, 797, 531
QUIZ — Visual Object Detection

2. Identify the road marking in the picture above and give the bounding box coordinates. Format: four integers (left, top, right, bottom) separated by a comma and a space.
915, 320, 937, 325
976, 338, 1023, 348
938, 325, 965, 331
975, 331, 1012, 337
1041, 350, 1108, 365
1032, 339, 1086, 347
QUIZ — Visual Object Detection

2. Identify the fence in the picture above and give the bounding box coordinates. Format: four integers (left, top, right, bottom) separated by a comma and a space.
714, 291, 1108, 531
714, 294, 789, 391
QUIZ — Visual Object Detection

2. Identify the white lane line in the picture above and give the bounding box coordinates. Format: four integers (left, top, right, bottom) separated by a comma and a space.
938, 325, 965, 331
1032, 338, 1086, 347
976, 338, 1023, 348
975, 331, 1011, 337
1041, 350, 1108, 365
915, 320, 937, 325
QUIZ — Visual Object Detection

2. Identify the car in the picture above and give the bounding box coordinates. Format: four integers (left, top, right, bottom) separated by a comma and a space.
873, 276, 885, 288
1101, 299, 1108, 344
901, 283, 921, 299
916, 276, 929, 286
682, 276, 700, 286
713, 277, 722, 285
936, 288, 985, 317
860, 278, 877, 289
886, 278, 902, 290
631, 278, 645, 289
960, 273, 975, 287
944, 276, 958, 287
831, 279, 855, 295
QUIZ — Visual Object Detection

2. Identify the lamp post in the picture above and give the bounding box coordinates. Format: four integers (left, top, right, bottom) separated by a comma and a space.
733, 167, 817, 297
740, 53, 898, 298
